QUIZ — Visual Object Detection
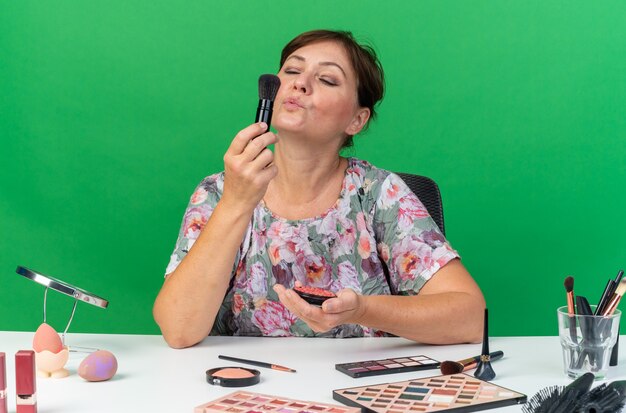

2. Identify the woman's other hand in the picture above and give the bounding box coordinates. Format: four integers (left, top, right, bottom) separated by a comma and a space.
222, 122, 278, 212
273, 284, 363, 332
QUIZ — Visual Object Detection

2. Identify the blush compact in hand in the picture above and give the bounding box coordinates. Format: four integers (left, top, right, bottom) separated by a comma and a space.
293, 285, 337, 306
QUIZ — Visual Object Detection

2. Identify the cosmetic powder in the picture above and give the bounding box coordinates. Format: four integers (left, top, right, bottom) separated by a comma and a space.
293, 286, 336, 306
206, 367, 260, 387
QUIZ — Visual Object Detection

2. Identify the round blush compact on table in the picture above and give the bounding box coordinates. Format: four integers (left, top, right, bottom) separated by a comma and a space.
206, 367, 261, 387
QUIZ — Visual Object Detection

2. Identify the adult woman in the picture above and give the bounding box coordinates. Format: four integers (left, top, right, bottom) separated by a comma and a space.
153, 30, 485, 349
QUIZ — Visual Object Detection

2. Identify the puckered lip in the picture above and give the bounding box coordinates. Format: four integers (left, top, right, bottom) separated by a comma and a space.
283, 96, 304, 108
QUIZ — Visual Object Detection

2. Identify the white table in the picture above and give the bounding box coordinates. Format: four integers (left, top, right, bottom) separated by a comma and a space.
1, 332, 624, 412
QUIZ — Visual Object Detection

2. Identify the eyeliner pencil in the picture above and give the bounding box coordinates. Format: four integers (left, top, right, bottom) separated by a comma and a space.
218, 355, 296, 373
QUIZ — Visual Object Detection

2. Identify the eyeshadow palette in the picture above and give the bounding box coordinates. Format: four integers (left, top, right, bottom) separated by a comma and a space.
332, 373, 527, 413
335, 355, 440, 378
194, 390, 361, 413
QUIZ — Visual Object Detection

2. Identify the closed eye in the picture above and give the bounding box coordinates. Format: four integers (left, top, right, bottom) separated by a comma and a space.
283, 68, 301, 75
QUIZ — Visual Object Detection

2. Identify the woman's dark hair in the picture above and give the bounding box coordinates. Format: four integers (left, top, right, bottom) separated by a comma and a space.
279, 29, 385, 148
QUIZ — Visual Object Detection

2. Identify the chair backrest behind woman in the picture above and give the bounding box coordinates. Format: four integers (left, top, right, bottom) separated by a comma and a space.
395, 172, 445, 236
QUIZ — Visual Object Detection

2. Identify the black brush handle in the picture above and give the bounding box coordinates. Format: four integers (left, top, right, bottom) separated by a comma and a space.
569, 314, 578, 345
595, 279, 613, 315
574, 296, 594, 369
577, 296, 593, 316
595, 280, 617, 315
610, 329, 620, 366
255, 99, 274, 130
608, 270, 625, 366
577, 296, 594, 340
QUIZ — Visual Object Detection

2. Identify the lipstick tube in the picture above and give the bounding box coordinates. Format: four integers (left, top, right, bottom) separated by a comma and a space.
1, 352, 7, 413
15, 350, 37, 413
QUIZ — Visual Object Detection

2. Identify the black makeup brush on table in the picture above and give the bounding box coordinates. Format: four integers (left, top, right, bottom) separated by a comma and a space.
439, 351, 504, 375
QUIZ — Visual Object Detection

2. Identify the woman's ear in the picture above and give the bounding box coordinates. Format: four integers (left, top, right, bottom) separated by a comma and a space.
345, 107, 371, 136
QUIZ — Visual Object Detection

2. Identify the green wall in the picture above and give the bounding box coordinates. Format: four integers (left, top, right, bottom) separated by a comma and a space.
1, 1, 625, 337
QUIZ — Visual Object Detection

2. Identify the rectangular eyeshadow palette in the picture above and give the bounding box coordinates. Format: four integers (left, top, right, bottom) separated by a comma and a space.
335, 355, 440, 378
332, 373, 527, 413
194, 390, 362, 413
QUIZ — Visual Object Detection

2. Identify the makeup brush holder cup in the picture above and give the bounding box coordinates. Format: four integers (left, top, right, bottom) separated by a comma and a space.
557, 306, 621, 380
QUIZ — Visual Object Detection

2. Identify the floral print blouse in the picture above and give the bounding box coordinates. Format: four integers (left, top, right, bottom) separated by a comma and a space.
165, 158, 459, 337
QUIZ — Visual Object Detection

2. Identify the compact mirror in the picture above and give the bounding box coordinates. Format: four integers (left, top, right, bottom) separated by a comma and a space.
16, 265, 109, 349
16, 265, 108, 308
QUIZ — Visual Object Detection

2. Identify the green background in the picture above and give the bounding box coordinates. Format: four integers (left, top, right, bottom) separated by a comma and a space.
1, 1, 625, 337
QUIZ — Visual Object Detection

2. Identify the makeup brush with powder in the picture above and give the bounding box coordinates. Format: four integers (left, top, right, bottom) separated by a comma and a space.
440, 350, 504, 375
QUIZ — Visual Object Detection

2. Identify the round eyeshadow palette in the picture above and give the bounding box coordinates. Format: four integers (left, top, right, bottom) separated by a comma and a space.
293, 286, 337, 306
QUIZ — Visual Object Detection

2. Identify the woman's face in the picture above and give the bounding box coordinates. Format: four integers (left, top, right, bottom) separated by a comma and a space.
272, 41, 370, 144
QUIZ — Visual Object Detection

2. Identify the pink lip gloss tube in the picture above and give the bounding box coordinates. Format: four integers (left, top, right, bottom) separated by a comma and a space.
15, 350, 37, 413
1, 352, 7, 413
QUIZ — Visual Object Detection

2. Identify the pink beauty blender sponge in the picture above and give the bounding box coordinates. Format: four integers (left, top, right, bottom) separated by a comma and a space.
78, 350, 118, 382
32, 322, 69, 378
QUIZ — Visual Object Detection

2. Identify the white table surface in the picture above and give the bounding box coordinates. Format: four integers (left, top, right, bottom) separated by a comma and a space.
1, 332, 625, 412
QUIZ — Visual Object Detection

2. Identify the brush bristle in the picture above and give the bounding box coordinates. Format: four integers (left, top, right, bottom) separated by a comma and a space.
258, 74, 281, 100
522, 386, 563, 413
564, 276, 574, 293
439, 360, 464, 375
522, 373, 595, 413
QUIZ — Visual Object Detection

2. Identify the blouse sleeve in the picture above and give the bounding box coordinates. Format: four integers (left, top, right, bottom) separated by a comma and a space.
164, 173, 224, 276
371, 172, 460, 295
